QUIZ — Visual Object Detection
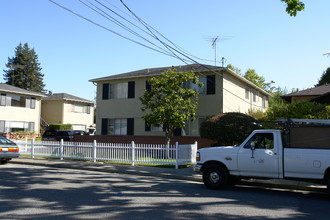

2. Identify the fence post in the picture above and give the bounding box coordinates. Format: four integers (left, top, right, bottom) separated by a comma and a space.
60, 139, 64, 160
93, 140, 97, 163
131, 141, 135, 166
31, 139, 35, 159
192, 141, 198, 163
175, 142, 179, 169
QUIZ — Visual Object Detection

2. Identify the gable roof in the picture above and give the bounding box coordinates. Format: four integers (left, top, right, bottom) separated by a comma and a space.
42, 93, 94, 104
282, 84, 330, 97
90, 64, 221, 82
0, 83, 46, 97
90, 64, 271, 97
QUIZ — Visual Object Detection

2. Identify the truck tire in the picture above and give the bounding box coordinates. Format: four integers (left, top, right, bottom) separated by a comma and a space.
203, 165, 228, 189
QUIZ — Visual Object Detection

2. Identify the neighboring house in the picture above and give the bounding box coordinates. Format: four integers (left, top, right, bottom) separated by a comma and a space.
90, 64, 271, 137
282, 84, 330, 104
41, 93, 95, 131
0, 83, 45, 134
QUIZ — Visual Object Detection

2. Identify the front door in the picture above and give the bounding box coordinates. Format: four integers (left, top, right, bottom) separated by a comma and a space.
237, 133, 279, 178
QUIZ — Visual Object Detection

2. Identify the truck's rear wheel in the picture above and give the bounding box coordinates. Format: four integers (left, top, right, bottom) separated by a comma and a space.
203, 165, 228, 189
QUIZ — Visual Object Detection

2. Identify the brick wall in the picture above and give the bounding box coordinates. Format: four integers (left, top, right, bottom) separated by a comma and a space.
74, 135, 216, 149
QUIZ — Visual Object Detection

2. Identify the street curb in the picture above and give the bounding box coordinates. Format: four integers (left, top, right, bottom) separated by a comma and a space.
10, 159, 202, 182
10, 159, 327, 194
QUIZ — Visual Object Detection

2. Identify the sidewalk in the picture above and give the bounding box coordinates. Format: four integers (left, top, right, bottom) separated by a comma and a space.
10, 157, 327, 193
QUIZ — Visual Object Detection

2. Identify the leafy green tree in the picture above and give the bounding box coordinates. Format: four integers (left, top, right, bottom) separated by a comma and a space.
200, 112, 259, 146
244, 69, 275, 93
281, 0, 305, 16
316, 67, 330, 86
140, 69, 201, 146
266, 87, 289, 120
227, 64, 241, 75
4, 43, 45, 92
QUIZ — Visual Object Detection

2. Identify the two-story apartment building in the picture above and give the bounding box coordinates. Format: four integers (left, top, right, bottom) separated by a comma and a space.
90, 64, 271, 137
0, 83, 45, 134
41, 93, 95, 131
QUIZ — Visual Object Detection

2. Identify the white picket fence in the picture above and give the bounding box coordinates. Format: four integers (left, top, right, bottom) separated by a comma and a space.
15, 139, 198, 169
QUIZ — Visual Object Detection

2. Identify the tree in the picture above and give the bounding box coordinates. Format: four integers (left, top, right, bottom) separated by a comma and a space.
3, 43, 45, 92
227, 64, 241, 75
199, 112, 259, 146
243, 69, 275, 93
228, 64, 275, 94
281, 0, 305, 16
316, 67, 330, 86
140, 68, 201, 146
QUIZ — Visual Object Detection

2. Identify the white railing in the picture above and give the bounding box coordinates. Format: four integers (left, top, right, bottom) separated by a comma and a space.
15, 139, 197, 169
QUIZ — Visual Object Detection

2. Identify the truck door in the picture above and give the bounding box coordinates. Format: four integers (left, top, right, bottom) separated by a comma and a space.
237, 132, 279, 178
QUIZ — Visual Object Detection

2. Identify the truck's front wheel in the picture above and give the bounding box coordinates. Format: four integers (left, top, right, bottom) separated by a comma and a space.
203, 165, 228, 189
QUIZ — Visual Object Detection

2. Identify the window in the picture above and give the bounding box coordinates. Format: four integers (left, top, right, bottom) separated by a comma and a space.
0, 121, 35, 133
110, 119, 127, 135
102, 81, 135, 99
101, 118, 134, 135
71, 103, 91, 114
183, 118, 206, 136
262, 96, 266, 109
0, 93, 36, 109
245, 88, 250, 100
30, 98, 36, 109
10, 94, 26, 107
110, 83, 128, 99
253, 91, 257, 102
0, 94, 6, 106
145, 121, 163, 132
183, 75, 215, 95
244, 133, 274, 149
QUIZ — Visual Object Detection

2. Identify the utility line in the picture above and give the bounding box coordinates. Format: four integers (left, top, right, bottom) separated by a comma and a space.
48, 0, 182, 60
80, 0, 172, 57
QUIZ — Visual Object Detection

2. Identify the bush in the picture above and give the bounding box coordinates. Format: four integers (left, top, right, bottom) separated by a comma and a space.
266, 100, 330, 120
47, 124, 72, 131
200, 112, 259, 146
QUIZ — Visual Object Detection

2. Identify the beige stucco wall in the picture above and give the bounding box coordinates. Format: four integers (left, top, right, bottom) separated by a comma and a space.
42, 100, 94, 130
41, 100, 64, 124
62, 102, 94, 130
0, 97, 42, 133
222, 73, 268, 113
95, 70, 269, 136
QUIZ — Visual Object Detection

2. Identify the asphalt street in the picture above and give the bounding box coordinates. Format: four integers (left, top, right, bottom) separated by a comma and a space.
1, 163, 330, 220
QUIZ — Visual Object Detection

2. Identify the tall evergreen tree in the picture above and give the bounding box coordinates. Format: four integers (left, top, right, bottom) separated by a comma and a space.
3, 43, 45, 92
316, 67, 330, 86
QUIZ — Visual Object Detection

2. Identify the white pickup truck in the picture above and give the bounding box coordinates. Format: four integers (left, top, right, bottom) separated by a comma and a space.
194, 127, 330, 194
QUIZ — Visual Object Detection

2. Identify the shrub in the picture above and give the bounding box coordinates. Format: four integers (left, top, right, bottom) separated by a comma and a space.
47, 124, 72, 131
200, 112, 259, 146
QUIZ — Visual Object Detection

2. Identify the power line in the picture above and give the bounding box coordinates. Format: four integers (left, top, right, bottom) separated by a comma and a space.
48, 0, 183, 59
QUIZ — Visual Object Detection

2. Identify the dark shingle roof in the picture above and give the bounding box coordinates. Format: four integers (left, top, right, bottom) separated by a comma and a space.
0, 83, 45, 97
42, 93, 94, 104
282, 84, 330, 97
89, 64, 223, 82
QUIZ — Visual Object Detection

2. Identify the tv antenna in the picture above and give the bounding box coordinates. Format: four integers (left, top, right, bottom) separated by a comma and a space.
323, 51, 330, 57
205, 36, 231, 66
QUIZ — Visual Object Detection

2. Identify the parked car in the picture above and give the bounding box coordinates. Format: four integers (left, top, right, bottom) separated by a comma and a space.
42, 130, 86, 141
0, 136, 19, 164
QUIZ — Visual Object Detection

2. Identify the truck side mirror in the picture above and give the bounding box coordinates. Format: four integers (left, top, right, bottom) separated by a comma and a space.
251, 142, 255, 158
251, 142, 256, 151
